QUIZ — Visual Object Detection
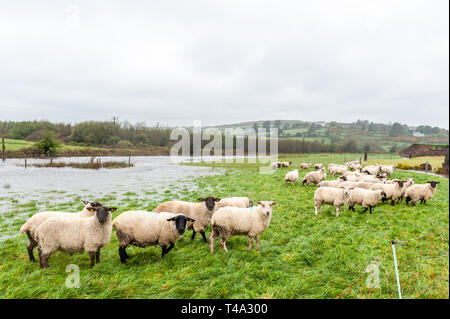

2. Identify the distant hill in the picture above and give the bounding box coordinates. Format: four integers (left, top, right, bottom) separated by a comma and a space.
210, 119, 449, 153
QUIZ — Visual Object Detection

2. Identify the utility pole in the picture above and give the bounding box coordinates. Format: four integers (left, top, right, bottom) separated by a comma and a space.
2, 137, 5, 161
303, 133, 305, 154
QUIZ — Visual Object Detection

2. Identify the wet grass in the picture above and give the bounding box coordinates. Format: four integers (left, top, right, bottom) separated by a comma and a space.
0, 154, 448, 298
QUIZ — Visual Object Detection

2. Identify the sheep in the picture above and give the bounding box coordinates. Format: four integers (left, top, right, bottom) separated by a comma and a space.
314, 163, 324, 169
358, 175, 385, 183
398, 178, 415, 202
380, 164, 395, 177
153, 196, 220, 242
362, 164, 381, 176
302, 168, 326, 186
209, 201, 276, 253
112, 211, 194, 262
349, 163, 362, 171
317, 176, 347, 187
35, 205, 117, 268
338, 181, 376, 190
329, 165, 348, 176
216, 197, 253, 209
300, 163, 312, 169
405, 181, 440, 206
271, 162, 278, 170
284, 169, 299, 185
347, 188, 386, 214
280, 161, 292, 168
314, 187, 352, 217
19, 201, 102, 263
370, 180, 405, 205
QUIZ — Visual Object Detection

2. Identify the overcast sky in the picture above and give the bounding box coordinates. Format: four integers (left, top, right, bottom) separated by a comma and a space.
0, 1, 448, 128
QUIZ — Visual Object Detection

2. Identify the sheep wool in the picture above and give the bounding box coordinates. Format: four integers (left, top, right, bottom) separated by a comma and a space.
209, 201, 276, 253
300, 163, 312, 169
216, 197, 253, 209
284, 169, 299, 185
302, 168, 326, 186
370, 180, 405, 204
405, 181, 440, 206
347, 188, 385, 214
314, 187, 352, 217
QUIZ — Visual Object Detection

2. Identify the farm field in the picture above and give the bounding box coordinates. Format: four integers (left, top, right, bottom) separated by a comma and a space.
2, 138, 101, 151
0, 154, 448, 298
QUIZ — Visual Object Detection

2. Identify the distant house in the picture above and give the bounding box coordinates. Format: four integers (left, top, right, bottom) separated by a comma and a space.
399, 143, 449, 158
412, 131, 425, 137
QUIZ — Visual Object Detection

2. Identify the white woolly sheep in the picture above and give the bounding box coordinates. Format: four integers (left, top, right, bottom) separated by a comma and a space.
271, 162, 278, 170
329, 165, 348, 176
35, 205, 117, 268
281, 161, 292, 168
347, 188, 386, 214
314, 187, 352, 217
317, 176, 347, 188
302, 168, 326, 186
284, 169, 299, 185
370, 180, 405, 205
380, 164, 395, 176
216, 197, 253, 209
398, 178, 415, 202
362, 164, 381, 176
405, 181, 440, 206
349, 163, 362, 171
153, 196, 220, 242
314, 163, 324, 169
300, 163, 312, 169
209, 201, 276, 253
113, 211, 194, 262
338, 181, 376, 190
19, 201, 102, 263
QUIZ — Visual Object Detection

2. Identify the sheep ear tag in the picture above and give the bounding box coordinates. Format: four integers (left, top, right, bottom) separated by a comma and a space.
88, 208, 95, 212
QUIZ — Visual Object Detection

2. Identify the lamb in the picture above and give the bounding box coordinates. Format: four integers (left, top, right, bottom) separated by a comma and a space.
300, 163, 312, 169
405, 181, 440, 206
314, 187, 352, 217
19, 201, 102, 262
284, 169, 299, 185
347, 188, 386, 214
380, 164, 395, 177
153, 196, 220, 242
302, 167, 326, 186
314, 163, 324, 169
34, 205, 117, 268
317, 176, 347, 188
329, 165, 348, 176
209, 201, 276, 253
280, 161, 292, 168
112, 211, 194, 262
216, 197, 253, 209
370, 180, 405, 205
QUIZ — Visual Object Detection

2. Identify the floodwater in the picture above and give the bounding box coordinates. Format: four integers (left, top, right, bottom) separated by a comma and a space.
0, 156, 223, 241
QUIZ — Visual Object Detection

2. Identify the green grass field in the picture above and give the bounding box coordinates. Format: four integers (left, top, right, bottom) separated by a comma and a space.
2, 138, 100, 152
0, 154, 448, 298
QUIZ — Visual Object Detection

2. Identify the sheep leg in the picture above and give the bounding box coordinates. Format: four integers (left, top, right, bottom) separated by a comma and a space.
369, 206, 373, 214
162, 243, 175, 258
119, 246, 128, 264
336, 207, 340, 217
209, 232, 217, 254
220, 239, 228, 252
248, 237, 253, 251
95, 249, 101, 263
362, 207, 368, 213
38, 249, 43, 268
26, 232, 37, 262
191, 230, 197, 241
256, 235, 260, 250
39, 251, 51, 269
422, 199, 426, 205
390, 199, 395, 206
200, 231, 207, 243
89, 252, 96, 268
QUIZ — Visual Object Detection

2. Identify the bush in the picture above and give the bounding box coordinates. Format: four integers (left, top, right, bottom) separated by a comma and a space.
34, 131, 61, 156
396, 163, 412, 170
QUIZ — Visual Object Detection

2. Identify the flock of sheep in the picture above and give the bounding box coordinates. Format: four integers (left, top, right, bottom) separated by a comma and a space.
18, 159, 439, 270
20, 196, 274, 269
275, 161, 440, 217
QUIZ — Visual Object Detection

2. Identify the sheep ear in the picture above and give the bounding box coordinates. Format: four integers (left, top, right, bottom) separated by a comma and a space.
88, 208, 96, 212
270, 202, 276, 206
198, 198, 204, 202
167, 217, 176, 222
256, 201, 262, 205
187, 218, 195, 222
82, 200, 89, 205
107, 207, 117, 211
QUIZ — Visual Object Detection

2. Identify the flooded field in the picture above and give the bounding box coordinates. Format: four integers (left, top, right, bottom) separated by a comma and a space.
0, 156, 223, 241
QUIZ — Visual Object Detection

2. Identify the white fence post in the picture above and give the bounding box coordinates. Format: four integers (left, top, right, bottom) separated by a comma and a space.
391, 240, 402, 299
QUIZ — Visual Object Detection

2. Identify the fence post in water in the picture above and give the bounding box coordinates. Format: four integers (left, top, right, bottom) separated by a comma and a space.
25, 158, 27, 169
128, 154, 131, 167
391, 240, 402, 299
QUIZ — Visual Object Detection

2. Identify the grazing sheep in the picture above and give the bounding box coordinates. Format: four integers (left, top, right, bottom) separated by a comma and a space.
113, 211, 194, 262
300, 163, 312, 169
380, 164, 395, 177
338, 181, 376, 190
302, 168, 326, 186
370, 180, 405, 205
35, 205, 117, 268
314, 187, 352, 217
314, 163, 324, 169
153, 196, 220, 242
362, 164, 381, 176
329, 165, 348, 176
284, 169, 299, 185
209, 201, 276, 253
349, 163, 362, 171
405, 181, 440, 206
358, 175, 385, 183
347, 188, 386, 214
317, 176, 347, 188
216, 197, 253, 209
19, 201, 102, 263
398, 178, 415, 202
271, 162, 278, 170
281, 161, 292, 168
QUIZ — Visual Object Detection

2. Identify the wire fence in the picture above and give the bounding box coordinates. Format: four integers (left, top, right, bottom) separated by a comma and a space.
337, 227, 449, 299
